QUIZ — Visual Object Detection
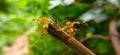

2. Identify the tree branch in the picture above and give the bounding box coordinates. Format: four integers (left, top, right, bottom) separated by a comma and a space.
109, 9, 120, 55
46, 23, 95, 55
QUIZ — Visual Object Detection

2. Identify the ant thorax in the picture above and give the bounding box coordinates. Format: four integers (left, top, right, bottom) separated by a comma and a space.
61, 21, 80, 37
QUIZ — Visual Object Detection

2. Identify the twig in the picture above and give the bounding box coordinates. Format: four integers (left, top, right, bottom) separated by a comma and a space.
46, 23, 95, 55
80, 35, 110, 42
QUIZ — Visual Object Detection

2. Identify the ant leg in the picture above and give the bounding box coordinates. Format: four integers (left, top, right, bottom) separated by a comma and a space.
40, 27, 46, 39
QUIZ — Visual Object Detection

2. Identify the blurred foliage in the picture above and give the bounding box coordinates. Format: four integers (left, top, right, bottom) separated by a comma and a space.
0, 0, 120, 55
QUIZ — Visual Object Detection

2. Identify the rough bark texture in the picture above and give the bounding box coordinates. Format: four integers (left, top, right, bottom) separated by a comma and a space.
47, 23, 95, 55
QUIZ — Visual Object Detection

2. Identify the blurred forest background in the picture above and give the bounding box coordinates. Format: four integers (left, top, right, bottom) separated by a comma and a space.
0, 0, 120, 55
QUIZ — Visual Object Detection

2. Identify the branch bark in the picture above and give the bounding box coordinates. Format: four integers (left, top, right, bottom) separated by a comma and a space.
46, 23, 95, 55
